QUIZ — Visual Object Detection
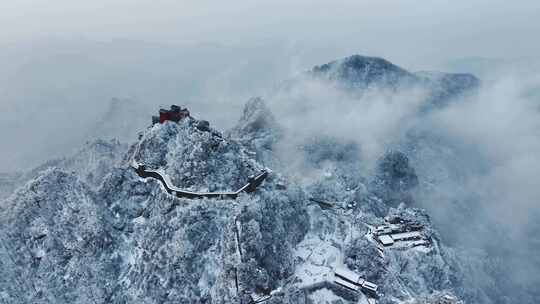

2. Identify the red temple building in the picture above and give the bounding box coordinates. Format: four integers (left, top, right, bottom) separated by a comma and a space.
152, 105, 190, 124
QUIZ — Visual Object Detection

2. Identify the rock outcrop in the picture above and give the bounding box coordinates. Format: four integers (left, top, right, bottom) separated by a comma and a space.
370, 150, 419, 206
228, 97, 282, 166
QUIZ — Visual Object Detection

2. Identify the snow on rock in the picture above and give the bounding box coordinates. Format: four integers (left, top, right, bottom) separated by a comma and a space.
59, 138, 127, 188
130, 117, 263, 192
229, 97, 282, 144
409, 291, 463, 304
228, 97, 283, 166
0, 138, 127, 200
0, 168, 115, 303
100, 117, 308, 303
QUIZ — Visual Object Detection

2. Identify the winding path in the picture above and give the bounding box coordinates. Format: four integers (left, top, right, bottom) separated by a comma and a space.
131, 162, 268, 199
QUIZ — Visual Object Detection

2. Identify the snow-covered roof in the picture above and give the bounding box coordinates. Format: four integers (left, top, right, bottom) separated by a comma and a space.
334, 267, 361, 284
361, 281, 378, 292
378, 235, 394, 246
334, 277, 359, 291
390, 231, 422, 241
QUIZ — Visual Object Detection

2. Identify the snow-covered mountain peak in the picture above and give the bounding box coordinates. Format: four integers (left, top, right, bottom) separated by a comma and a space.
310, 54, 418, 89
129, 117, 264, 191
302, 54, 480, 108
228, 97, 283, 167
230, 97, 280, 138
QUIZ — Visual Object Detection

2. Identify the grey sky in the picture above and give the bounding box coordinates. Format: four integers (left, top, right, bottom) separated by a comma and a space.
1, 0, 540, 68
1, 0, 540, 171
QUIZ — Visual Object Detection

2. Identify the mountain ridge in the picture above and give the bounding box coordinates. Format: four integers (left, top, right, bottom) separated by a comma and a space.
0, 54, 496, 303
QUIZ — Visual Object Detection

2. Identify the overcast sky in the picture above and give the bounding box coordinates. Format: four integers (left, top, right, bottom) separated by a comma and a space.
1, 0, 540, 171
1, 0, 540, 68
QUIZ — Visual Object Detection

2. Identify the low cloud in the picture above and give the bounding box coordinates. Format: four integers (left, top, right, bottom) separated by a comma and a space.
244, 65, 540, 300
266, 78, 429, 176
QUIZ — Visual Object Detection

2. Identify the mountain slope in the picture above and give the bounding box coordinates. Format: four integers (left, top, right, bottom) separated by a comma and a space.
0, 169, 115, 303
0, 139, 127, 200
1, 115, 310, 303
0, 111, 467, 303
1, 54, 497, 304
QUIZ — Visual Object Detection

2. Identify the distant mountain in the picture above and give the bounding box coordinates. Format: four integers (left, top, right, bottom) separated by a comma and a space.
0, 139, 126, 200
310, 55, 418, 89
415, 70, 480, 106
227, 97, 282, 166
89, 98, 152, 143
303, 55, 480, 107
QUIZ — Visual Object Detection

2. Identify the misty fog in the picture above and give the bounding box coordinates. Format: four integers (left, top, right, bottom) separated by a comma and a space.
2, 0, 540, 171
1, 1, 540, 302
